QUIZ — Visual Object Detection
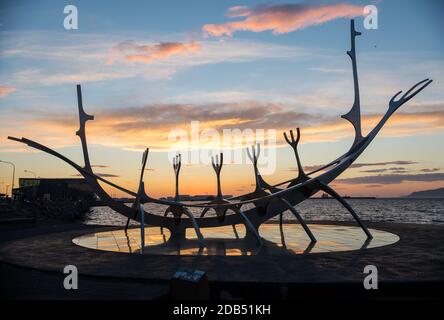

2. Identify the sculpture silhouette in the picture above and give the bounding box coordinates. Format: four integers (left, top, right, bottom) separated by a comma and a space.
8, 20, 432, 249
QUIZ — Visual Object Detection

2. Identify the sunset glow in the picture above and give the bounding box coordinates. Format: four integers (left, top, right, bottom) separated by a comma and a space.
1, 0, 443, 198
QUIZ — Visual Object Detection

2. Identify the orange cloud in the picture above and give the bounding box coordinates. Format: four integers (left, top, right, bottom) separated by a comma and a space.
3, 103, 443, 198
3, 102, 444, 153
0, 86, 16, 97
203, 3, 364, 37
108, 40, 201, 64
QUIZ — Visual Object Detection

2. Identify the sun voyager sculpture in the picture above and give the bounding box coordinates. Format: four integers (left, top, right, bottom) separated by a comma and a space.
9, 20, 432, 250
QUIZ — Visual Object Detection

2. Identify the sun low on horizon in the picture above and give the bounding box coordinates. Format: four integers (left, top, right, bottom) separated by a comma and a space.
1, 0, 444, 198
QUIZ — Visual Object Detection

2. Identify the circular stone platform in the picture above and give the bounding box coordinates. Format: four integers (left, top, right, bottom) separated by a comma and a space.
1, 221, 443, 284
72, 224, 399, 256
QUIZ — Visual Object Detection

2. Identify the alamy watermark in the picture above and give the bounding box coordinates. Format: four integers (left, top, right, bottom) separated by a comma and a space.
168, 121, 277, 175
63, 265, 78, 289
63, 5, 78, 30
363, 264, 378, 289
363, 5, 378, 30
63, 4, 377, 31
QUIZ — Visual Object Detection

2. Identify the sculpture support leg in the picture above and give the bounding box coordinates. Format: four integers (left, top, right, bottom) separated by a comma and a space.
278, 198, 317, 243
160, 207, 172, 234
234, 208, 263, 246
125, 216, 131, 232
139, 204, 145, 255
125, 206, 138, 232
232, 225, 239, 239
200, 207, 210, 218
304, 241, 316, 254
183, 207, 205, 248
319, 182, 373, 239
279, 220, 286, 248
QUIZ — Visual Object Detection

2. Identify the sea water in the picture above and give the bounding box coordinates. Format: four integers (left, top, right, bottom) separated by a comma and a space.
84, 198, 444, 226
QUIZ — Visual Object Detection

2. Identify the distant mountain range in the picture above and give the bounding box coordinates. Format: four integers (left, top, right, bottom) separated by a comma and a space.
406, 187, 444, 198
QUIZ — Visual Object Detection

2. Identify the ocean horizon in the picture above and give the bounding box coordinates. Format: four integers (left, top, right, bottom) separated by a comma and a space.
85, 198, 444, 227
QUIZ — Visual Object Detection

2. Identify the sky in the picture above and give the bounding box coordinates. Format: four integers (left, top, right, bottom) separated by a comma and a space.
0, 0, 443, 198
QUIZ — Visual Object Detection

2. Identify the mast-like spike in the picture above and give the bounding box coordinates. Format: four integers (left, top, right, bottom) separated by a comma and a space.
211, 152, 224, 198
138, 148, 149, 193
126, 147, 149, 231
173, 153, 182, 200
247, 144, 260, 188
341, 19, 364, 148
76, 84, 95, 171
283, 128, 308, 184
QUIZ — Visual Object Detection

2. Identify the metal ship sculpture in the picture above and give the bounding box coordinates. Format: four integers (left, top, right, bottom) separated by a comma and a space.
9, 20, 432, 248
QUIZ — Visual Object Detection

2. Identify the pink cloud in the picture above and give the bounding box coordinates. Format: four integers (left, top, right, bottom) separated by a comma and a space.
0, 86, 16, 97
203, 3, 365, 37
108, 40, 201, 64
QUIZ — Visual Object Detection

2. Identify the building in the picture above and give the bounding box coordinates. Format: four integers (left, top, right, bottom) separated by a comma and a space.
13, 178, 97, 202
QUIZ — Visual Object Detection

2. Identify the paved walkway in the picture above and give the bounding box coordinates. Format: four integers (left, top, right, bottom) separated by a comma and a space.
1, 221, 443, 285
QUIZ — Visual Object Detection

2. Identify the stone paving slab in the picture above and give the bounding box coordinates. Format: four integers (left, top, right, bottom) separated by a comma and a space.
0, 221, 443, 284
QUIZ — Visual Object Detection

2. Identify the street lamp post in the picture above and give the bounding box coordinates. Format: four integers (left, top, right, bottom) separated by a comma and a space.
0, 160, 15, 197
24, 170, 37, 178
